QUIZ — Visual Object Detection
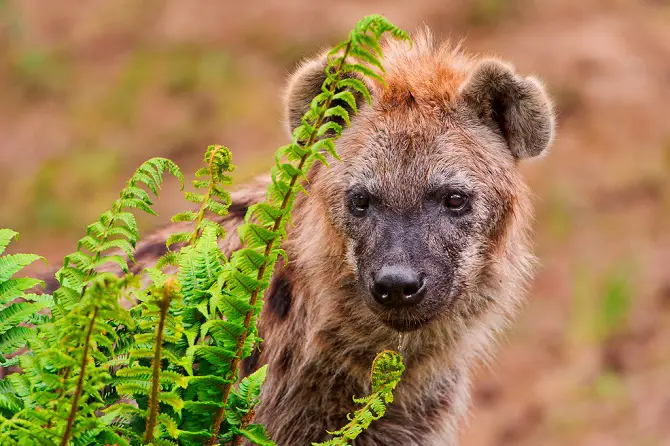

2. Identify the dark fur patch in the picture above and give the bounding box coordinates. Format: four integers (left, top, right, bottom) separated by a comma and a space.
133, 241, 169, 262
241, 346, 261, 377
43, 274, 60, 294
277, 347, 293, 374
227, 202, 249, 218
266, 273, 292, 320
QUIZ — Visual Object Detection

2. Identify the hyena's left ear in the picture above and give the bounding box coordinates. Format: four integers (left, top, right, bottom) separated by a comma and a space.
283, 53, 365, 135
460, 59, 555, 159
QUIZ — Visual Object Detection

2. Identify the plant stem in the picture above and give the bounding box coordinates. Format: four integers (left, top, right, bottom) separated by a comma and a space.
206, 41, 353, 446
231, 408, 256, 445
190, 147, 221, 245
143, 277, 175, 444
59, 305, 98, 446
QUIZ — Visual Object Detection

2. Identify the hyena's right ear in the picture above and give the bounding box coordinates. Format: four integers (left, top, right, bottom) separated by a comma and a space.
283, 53, 365, 135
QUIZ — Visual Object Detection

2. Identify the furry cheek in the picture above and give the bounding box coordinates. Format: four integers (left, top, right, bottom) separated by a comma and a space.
344, 240, 359, 275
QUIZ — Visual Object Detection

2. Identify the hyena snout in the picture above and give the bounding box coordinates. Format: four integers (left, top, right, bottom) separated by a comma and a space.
370, 264, 426, 308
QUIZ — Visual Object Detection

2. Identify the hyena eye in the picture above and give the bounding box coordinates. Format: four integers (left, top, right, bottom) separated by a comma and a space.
443, 192, 469, 211
349, 191, 370, 216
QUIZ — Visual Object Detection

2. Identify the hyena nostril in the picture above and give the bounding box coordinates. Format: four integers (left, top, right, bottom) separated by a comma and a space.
373, 282, 391, 299
402, 285, 419, 296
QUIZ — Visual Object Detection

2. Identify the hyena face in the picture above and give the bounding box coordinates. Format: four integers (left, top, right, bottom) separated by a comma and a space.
325, 127, 520, 332
285, 33, 554, 334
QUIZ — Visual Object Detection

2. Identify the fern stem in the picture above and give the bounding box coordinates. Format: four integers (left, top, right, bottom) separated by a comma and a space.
59, 305, 98, 446
78, 203, 121, 300
206, 41, 353, 446
231, 408, 256, 445
143, 277, 175, 444
47, 366, 70, 430
189, 147, 221, 245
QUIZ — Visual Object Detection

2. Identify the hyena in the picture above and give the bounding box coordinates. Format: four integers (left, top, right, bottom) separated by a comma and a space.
64, 30, 555, 444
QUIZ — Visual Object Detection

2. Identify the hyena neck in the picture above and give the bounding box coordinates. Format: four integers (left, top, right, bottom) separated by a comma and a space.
255, 265, 471, 445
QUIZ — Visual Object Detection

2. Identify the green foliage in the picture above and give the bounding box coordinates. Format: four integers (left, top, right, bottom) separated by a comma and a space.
1, 273, 135, 445
0, 14, 409, 446
167, 144, 234, 248
113, 274, 187, 445
0, 229, 51, 368
570, 266, 634, 344
313, 351, 405, 446
219, 366, 274, 446
597, 274, 631, 339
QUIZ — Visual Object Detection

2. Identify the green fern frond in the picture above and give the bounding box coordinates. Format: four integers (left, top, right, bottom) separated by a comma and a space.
107, 275, 189, 444
224, 365, 275, 445
55, 273, 136, 445
0, 230, 50, 366
54, 158, 183, 313
313, 350, 405, 446
167, 144, 234, 249
0, 273, 135, 446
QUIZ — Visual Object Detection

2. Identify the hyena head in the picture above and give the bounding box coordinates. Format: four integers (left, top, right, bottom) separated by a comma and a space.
283, 31, 554, 355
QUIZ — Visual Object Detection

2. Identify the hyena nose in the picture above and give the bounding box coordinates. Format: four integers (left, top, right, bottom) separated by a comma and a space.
371, 265, 426, 308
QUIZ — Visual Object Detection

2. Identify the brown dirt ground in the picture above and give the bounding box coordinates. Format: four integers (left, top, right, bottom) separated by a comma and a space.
1, 1, 669, 444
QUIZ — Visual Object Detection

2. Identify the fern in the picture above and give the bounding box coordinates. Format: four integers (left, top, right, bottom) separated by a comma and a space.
0, 273, 135, 446
0, 229, 52, 368
220, 365, 272, 446
111, 273, 187, 445
313, 351, 405, 446
55, 274, 136, 446
102, 147, 236, 445
167, 144, 234, 249
1, 157, 182, 445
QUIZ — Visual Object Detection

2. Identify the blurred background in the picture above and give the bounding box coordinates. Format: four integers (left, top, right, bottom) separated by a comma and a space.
1, 1, 669, 444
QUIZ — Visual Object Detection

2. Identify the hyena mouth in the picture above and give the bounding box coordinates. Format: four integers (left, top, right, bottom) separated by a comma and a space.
379, 311, 434, 332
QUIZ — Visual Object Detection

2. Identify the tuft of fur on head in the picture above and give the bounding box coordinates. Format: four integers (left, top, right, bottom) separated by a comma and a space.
372, 29, 474, 114
284, 28, 555, 160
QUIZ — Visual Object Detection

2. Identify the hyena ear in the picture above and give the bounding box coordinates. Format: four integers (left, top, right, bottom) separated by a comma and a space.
460, 59, 555, 159
283, 53, 365, 135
